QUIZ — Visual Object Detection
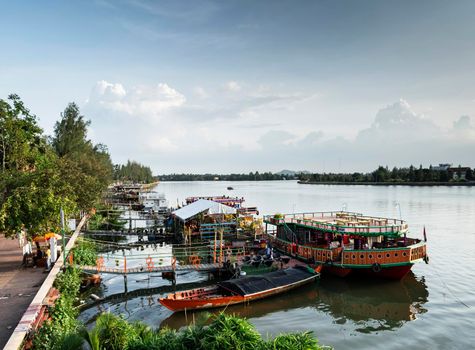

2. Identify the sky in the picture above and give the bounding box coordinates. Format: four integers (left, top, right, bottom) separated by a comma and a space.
1, 0, 474, 174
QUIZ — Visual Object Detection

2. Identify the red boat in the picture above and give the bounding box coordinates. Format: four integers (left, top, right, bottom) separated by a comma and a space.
159, 266, 319, 312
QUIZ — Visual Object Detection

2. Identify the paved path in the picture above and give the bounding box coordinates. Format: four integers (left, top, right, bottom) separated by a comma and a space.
0, 236, 46, 349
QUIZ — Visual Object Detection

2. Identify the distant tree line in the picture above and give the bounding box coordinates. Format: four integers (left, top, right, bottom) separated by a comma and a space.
113, 160, 153, 183
298, 165, 474, 183
0, 95, 113, 238
157, 171, 295, 181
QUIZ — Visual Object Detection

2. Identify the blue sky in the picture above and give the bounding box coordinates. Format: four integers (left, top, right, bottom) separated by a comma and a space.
1, 0, 474, 173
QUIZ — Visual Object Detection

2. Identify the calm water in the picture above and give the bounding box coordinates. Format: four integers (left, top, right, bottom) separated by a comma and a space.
79, 181, 475, 349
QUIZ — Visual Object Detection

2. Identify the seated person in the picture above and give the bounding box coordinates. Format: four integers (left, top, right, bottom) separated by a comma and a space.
33, 249, 43, 267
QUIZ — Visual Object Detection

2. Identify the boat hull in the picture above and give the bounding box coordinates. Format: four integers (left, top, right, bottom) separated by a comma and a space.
160, 273, 318, 312
322, 264, 413, 280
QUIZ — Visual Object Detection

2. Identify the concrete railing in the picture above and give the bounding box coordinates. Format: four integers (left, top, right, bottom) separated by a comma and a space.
4, 215, 88, 350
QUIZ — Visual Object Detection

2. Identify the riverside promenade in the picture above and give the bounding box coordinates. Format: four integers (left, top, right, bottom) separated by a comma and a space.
0, 236, 46, 349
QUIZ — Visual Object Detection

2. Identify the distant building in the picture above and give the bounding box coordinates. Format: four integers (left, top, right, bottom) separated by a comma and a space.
432, 163, 452, 171
448, 167, 471, 180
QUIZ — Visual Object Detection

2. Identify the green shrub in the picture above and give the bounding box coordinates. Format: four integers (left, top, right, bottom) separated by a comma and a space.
54, 266, 81, 295
33, 267, 81, 350
267, 331, 320, 350
72, 241, 97, 266
93, 313, 139, 350
200, 313, 263, 350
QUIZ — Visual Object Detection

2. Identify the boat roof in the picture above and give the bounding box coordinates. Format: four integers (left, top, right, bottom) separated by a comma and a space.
264, 211, 408, 238
172, 199, 236, 222
218, 266, 315, 296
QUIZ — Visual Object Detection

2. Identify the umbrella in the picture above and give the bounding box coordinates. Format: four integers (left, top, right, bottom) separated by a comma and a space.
33, 233, 62, 242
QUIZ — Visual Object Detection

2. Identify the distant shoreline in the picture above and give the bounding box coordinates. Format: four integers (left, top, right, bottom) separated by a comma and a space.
298, 180, 475, 186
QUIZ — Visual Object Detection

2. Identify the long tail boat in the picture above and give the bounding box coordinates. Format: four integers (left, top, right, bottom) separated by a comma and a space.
264, 211, 428, 279
159, 266, 319, 312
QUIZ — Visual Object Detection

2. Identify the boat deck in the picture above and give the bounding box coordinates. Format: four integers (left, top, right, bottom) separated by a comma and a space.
265, 211, 408, 236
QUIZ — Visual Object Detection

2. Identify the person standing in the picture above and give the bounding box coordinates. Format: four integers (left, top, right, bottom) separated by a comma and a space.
46, 248, 51, 270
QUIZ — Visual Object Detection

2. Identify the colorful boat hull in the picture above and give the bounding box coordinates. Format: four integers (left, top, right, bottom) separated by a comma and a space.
160, 268, 319, 312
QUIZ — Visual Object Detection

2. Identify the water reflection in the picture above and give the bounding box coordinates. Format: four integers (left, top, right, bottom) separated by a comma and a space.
315, 272, 428, 332
161, 272, 428, 333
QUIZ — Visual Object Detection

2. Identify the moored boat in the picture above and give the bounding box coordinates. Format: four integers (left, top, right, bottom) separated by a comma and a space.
264, 211, 428, 280
159, 266, 319, 312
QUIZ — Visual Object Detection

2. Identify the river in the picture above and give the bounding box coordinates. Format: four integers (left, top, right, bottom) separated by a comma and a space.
79, 181, 475, 349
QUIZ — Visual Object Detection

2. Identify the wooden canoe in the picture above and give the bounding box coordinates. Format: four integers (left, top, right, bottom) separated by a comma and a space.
159, 266, 319, 312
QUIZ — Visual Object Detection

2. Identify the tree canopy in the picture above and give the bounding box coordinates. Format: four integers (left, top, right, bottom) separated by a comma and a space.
114, 160, 154, 183
0, 95, 114, 238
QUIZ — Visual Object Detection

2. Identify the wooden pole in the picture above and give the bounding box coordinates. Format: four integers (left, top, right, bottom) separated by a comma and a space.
219, 228, 223, 264
213, 229, 217, 263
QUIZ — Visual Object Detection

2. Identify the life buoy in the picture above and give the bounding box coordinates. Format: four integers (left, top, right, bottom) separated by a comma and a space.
424, 255, 429, 264
372, 263, 382, 273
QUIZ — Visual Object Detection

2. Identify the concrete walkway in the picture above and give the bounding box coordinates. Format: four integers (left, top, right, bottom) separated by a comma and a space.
0, 236, 46, 349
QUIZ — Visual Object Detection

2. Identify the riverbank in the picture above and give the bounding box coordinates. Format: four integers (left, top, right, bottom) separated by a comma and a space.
298, 180, 475, 186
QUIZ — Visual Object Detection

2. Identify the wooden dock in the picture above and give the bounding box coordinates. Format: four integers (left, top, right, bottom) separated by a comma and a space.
80, 262, 224, 275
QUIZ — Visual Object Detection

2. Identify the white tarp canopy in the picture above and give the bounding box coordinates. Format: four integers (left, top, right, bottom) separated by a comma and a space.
172, 199, 237, 222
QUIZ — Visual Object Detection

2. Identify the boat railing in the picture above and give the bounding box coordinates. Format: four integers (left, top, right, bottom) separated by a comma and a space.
265, 215, 407, 235
267, 233, 426, 266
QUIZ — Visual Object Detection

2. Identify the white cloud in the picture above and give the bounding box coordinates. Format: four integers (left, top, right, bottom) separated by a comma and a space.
83, 78, 474, 173
356, 99, 441, 143
223, 80, 242, 92
453, 115, 473, 130
87, 80, 185, 118
193, 86, 209, 99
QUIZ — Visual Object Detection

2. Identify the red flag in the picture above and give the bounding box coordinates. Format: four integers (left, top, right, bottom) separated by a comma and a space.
423, 226, 427, 242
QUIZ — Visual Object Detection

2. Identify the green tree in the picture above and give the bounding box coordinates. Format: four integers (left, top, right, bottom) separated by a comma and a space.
52, 103, 113, 210
0, 94, 45, 172
0, 95, 76, 238
52, 103, 91, 157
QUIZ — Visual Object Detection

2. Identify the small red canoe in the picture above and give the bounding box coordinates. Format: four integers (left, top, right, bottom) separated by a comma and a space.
159, 266, 319, 312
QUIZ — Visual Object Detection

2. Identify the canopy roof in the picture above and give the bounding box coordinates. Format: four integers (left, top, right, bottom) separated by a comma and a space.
172, 199, 236, 222
218, 266, 315, 296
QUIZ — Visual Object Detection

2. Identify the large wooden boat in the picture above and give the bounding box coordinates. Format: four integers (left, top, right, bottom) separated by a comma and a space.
264, 211, 428, 280
159, 266, 319, 312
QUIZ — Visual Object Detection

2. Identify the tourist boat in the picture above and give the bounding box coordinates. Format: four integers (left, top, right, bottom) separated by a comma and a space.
139, 191, 169, 214
264, 211, 428, 279
159, 266, 319, 312
227, 186, 234, 190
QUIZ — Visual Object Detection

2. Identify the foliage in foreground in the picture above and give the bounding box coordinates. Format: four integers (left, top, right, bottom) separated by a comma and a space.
32, 267, 82, 350
60, 313, 324, 350
71, 240, 98, 266
32, 266, 328, 350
